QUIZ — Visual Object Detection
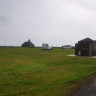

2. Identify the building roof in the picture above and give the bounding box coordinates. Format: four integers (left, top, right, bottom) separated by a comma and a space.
78, 38, 94, 42
21, 39, 35, 47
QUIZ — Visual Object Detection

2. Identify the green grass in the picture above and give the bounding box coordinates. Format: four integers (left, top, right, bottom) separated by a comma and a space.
0, 47, 96, 96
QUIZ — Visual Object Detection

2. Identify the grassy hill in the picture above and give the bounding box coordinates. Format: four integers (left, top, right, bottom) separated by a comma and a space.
0, 47, 96, 96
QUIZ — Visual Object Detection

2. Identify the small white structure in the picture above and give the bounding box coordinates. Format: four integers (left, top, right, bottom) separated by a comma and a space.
42, 43, 52, 50
62, 45, 72, 49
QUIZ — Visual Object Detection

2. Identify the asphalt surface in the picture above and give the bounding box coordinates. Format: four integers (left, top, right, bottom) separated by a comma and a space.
73, 78, 96, 96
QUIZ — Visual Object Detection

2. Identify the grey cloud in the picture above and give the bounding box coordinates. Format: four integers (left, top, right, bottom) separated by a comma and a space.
0, 0, 96, 46
0, 16, 6, 24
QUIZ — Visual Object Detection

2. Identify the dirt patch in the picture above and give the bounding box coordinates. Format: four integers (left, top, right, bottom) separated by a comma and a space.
63, 74, 96, 96
67, 54, 75, 57
67, 54, 96, 58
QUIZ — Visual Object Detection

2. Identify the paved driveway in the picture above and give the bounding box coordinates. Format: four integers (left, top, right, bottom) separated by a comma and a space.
73, 78, 96, 96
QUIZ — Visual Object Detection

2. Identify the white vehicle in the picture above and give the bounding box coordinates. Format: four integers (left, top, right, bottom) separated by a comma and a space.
62, 45, 72, 49
42, 43, 52, 50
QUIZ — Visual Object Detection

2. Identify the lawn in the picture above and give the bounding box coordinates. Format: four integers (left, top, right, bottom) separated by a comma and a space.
0, 47, 96, 96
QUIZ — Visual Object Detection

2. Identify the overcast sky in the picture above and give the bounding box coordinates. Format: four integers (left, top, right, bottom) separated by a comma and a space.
0, 0, 96, 46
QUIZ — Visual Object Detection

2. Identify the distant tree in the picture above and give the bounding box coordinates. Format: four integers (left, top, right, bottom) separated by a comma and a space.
21, 39, 35, 48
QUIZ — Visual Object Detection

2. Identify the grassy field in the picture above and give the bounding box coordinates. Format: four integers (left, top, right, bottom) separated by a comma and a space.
0, 47, 96, 96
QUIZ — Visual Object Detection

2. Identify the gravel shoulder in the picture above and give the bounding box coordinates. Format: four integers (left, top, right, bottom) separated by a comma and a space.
72, 75, 96, 96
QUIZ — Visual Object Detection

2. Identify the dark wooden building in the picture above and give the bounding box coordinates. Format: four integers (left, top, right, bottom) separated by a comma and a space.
22, 39, 35, 48
75, 38, 96, 56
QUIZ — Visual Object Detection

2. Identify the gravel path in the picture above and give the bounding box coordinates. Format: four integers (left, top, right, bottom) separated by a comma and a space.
73, 78, 96, 96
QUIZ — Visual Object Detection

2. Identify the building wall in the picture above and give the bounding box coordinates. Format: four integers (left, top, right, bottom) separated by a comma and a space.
75, 43, 78, 55
75, 42, 90, 56
75, 39, 96, 56
75, 42, 94, 56
92, 42, 96, 56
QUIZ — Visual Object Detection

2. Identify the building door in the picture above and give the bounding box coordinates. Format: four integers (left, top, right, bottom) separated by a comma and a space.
78, 51, 81, 56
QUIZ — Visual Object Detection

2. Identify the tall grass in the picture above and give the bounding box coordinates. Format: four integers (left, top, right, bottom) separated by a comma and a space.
0, 47, 96, 96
